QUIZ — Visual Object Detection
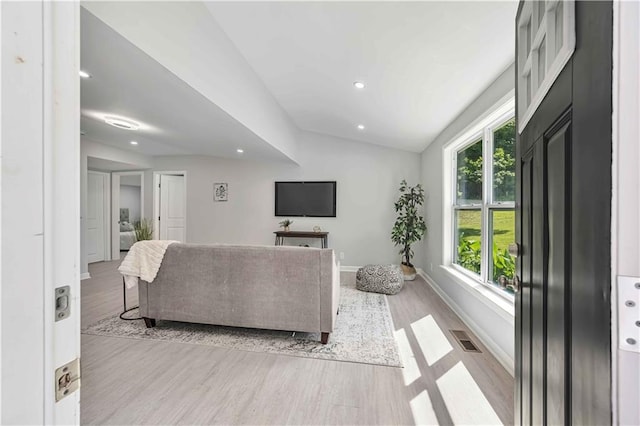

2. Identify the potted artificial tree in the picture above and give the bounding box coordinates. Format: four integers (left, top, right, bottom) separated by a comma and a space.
391, 180, 427, 280
134, 219, 154, 241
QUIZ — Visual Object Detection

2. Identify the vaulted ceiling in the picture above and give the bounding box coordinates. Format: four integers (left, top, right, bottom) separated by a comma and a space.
207, 1, 517, 152
81, 1, 517, 159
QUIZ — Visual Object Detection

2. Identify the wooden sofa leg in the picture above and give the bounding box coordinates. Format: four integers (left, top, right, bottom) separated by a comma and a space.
143, 317, 156, 328
321, 332, 330, 344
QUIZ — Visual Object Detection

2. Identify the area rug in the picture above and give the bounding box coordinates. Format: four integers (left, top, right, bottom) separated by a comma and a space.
82, 282, 402, 367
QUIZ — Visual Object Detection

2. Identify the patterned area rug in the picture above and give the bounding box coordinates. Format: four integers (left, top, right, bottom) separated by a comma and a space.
82, 282, 402, 367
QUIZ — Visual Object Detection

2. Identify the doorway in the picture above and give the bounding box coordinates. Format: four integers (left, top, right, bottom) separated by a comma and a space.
111, 171, 145, 260
87, 170, 111, 263
153, 172, 187, 242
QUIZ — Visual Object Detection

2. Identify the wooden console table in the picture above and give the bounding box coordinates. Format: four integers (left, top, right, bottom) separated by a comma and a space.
274, 231, 329, 248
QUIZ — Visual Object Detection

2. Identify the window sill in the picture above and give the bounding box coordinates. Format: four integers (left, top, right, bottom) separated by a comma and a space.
440, 265, 515, 323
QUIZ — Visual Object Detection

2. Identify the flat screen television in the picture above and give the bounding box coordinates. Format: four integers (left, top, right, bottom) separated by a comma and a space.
275, 181, 336, 217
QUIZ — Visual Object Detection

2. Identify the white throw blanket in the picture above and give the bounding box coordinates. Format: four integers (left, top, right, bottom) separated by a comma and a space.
118, 240, 178, 289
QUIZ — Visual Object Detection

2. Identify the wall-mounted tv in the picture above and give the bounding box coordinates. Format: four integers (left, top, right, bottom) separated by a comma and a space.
275, 181, 336, 217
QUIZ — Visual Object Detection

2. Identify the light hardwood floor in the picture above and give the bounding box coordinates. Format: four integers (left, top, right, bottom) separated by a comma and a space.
81, 259, 513, 425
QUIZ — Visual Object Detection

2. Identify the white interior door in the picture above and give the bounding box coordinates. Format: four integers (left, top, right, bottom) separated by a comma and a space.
111, 173, 120, 260
87, 171, 108, 263
159, 175, 185, 241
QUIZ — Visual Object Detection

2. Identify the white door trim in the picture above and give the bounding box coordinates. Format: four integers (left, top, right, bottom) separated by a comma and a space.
2, 1, 81, 423
111, 171, 145, 260
153, 171, 187, 241
0, 2, 4, 420
611, 2, 640, 424
87, 170, 111, 262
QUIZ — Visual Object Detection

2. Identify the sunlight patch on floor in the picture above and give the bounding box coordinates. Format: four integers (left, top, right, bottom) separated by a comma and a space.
394, 328, 421, 386
410, 315, 453, 366
409, 390, 439, 426
436, 361, 503, 425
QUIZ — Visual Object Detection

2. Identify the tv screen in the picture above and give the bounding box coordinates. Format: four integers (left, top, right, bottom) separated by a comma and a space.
275, 181, 336, 217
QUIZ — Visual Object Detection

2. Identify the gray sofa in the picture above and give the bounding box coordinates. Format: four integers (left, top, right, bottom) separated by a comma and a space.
138, 244, 341, 344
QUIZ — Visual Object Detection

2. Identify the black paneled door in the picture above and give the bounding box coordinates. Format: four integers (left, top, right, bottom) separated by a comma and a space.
515, 2, 612, 425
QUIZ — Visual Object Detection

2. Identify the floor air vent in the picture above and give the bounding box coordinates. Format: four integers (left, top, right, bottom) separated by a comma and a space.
450, 330, 482, 353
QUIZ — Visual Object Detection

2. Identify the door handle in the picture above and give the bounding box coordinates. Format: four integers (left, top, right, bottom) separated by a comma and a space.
513, 275, 521, 293
508, 243, 520, 257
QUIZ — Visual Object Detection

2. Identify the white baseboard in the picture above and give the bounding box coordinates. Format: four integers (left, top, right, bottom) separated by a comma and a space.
417, 269, 515, 376
81, 272, 91, 281
340, 265, 361, 272
339, 265, 424, 273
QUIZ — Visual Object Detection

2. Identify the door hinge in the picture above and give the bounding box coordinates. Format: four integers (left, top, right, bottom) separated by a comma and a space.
55, 286, 70, 322
158, 216, 161, 221
55, 358, 80, 402
618, 276, 640, 353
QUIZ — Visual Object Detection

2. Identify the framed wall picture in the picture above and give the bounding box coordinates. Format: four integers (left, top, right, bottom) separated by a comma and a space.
214, 183, 228, 202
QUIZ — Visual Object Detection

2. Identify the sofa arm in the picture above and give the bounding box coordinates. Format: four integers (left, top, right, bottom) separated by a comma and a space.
319, 249, 340, 333
138, 281, 150, 318
332, 256, 341, 321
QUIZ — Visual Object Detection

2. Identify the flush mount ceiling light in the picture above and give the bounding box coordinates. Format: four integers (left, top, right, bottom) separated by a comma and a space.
104, 115, 141, 131
237, 148, 244, 153
130, 141, 138, 145
353, 81, 366, 89
83, 110, 155, 132
79, 70, 92, 79
357, 124, 365, 130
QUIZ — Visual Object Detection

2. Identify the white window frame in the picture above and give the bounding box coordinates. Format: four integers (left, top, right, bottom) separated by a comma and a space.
517, 0, 576, 133
443, 95, 516, 302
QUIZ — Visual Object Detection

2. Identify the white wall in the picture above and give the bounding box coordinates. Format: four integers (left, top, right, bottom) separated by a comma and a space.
81, 2, 299, 163
420, 64, 516, 370
145, 131, 423, 268
82, 138, 152, 170
119, 185, 141, 223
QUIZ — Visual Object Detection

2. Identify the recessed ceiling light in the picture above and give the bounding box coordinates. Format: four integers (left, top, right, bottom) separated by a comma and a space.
237, 148, 244, 153
79, 70, 92, 79
357, 124, 365, 130
104, 115, 141, 131
130, 141, 138, 145
353, 81, 366, 89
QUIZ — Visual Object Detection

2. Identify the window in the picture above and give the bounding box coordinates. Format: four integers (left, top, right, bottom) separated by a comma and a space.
451, 116, 516, 295
517, 0, 575, 132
